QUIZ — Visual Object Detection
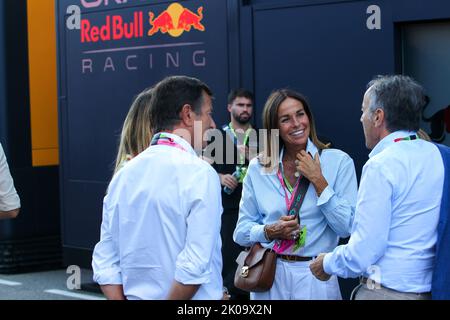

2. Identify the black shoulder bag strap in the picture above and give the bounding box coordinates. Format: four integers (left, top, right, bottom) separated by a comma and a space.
289, 149, 323, 224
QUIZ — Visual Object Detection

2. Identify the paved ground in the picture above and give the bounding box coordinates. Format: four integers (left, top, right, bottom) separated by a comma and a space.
0, 268, 105, 300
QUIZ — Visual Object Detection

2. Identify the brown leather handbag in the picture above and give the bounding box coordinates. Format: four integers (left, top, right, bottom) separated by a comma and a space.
234, 242, 277, 292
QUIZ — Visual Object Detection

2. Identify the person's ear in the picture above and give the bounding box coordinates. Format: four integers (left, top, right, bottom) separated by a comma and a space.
227, 104, 232, 113
373, 108, 385, 128
180, 104, 194, 127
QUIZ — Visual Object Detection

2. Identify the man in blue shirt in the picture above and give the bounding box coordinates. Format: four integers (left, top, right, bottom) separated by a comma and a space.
310, 75, 445, 300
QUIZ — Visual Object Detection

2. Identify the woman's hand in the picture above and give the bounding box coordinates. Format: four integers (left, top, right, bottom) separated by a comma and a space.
265, 215, 301, 241
296, 150, 328, 197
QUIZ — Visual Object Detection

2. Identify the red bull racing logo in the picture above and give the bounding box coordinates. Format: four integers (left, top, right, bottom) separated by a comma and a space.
148, 3, 205, 37
66, 1, 208, 74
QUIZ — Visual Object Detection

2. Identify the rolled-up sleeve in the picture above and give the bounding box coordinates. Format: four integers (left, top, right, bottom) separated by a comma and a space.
92, 195, 122, 285
317, 155, 357, 237
175, 167, 222, 285
0, 144, 20, 212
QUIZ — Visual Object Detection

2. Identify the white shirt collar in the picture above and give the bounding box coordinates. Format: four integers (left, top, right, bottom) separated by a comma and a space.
278, 138, 319, 173
279, 138, 318, 165
369, 130, 417, 158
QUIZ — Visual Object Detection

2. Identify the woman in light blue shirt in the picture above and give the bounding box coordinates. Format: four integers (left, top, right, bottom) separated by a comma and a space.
233, 89, 357, 300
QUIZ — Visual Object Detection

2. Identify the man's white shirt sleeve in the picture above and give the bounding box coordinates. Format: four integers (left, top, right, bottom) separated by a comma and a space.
175, 166, 222, 285
0, 143, 20, 211
92, 192, 123, 285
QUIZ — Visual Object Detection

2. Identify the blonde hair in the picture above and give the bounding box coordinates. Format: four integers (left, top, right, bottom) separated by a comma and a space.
114, 88, 153, 174
259, 89, 329, 170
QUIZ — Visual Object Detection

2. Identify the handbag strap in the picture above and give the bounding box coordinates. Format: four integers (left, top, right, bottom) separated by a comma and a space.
289, 149, 323, 222
288, 175, 310, 220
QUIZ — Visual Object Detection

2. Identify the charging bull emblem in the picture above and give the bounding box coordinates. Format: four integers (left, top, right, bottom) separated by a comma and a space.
148, 3, 205, 37
148, 11, 174, 36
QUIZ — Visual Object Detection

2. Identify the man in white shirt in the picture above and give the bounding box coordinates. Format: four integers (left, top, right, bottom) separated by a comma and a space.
92, 76, 223, 300
310, 75, 445, 300
0, 143, 20, 219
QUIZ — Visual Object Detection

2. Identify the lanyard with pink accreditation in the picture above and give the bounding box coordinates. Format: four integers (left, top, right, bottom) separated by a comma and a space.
272, 163, 310, 254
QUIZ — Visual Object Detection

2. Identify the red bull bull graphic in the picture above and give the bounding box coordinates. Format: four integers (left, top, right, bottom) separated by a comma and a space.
148, 3, 205, 37
148, 11, 175, 36
177, 6, 205, 32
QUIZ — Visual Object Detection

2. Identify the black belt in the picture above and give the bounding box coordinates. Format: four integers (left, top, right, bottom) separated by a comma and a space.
277, 254, 313, 262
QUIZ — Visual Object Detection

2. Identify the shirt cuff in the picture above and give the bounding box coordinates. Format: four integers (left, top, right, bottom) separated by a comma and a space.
250, 224, 268, 243
323, 252, 334, 275
0, 194, 20, 211
174, 263, 211, 285
316, 185, 333, 206
93, 268, 122, 285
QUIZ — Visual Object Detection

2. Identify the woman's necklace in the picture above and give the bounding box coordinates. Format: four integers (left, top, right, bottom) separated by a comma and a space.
282, 158, 299, 188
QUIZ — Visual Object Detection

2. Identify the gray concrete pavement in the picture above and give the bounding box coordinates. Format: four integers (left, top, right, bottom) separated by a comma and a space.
0, 268, 105, 300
